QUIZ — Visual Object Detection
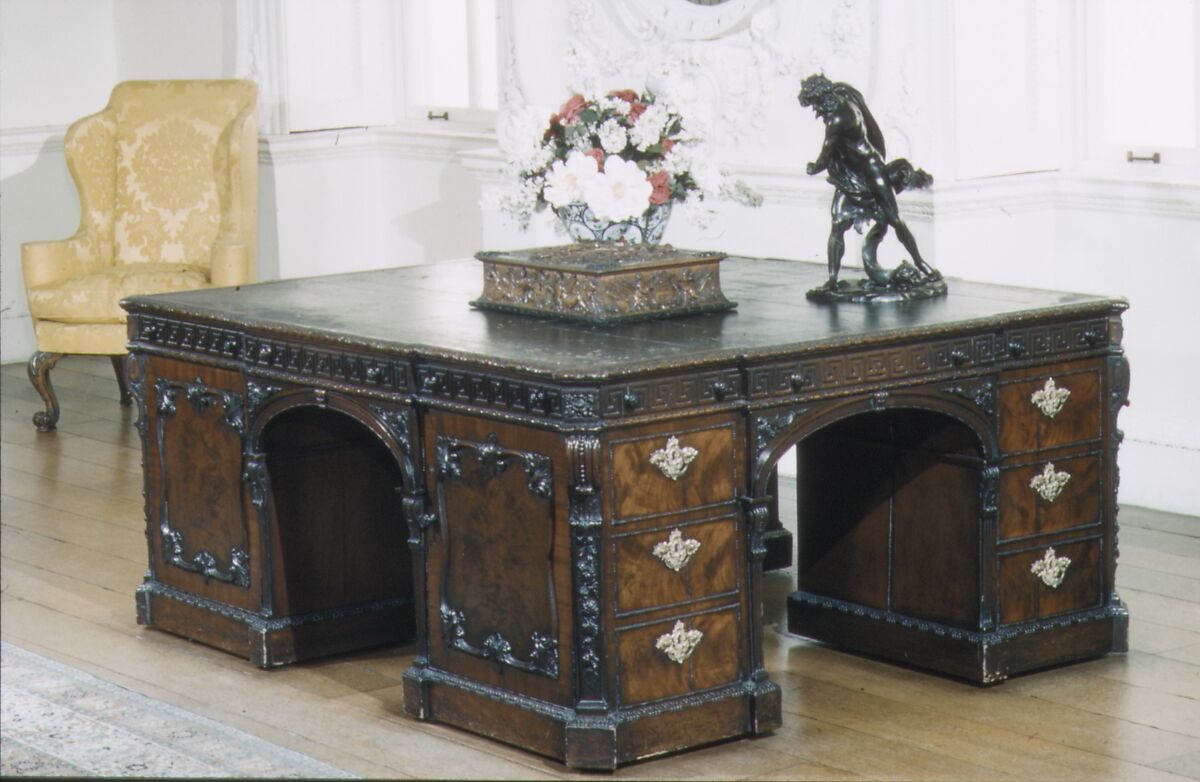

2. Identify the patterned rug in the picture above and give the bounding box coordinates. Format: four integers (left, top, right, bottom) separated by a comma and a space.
0, 642, 354, 778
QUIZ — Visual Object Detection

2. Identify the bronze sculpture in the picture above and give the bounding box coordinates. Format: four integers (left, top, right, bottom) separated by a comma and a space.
799, 74, 946, 302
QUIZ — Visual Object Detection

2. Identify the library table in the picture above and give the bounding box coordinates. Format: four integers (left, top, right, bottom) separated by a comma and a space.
124, 255, 1129, 768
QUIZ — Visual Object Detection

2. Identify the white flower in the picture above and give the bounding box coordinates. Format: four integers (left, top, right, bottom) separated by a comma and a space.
583, 156, 652, 222
542, 151, 600, 208
598, 119, 629, 155
503, 106, 557, 174
489, 178, 543, 229
630, 103, 670, 151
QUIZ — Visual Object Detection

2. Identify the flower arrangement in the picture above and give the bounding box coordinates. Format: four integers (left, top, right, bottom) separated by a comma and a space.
499, 89, 759, 241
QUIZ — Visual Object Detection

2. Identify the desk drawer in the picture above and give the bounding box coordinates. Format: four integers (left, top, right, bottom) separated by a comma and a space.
999, 454, 1102, 540
999, 368, 1101, 453
616, 607, 740, 705
613, 516, 738, 615
998, 539, 1102, 625
611, 425, 737, 520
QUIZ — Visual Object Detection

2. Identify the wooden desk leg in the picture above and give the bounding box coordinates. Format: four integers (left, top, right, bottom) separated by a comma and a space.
762, 467, 793, 571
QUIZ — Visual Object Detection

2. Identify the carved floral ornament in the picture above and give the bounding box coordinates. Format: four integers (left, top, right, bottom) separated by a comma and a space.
650, 436, 699, 480
652, 529, 702, 572
1031, 377, 1072, 418
655, 620, 704, 664
1030, 462, 1071, 503
1030, 547, 1072, 589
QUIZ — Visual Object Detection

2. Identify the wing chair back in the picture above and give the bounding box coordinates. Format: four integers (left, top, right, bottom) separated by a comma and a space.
21, 79, 258, 431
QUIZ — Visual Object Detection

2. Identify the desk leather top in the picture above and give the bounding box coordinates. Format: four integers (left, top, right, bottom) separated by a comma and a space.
124, 256, 1125, 380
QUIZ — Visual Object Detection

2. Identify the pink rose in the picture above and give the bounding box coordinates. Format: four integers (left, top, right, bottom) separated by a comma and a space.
585, 147, 606, 170
607, 89, 640, 104
648, 170, 671, 205
558, 94, 588, 125
628, 102, 647, 123
661, 138, 676, 153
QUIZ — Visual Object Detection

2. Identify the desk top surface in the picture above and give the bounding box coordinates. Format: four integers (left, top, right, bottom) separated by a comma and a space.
125, 256, 1124, 380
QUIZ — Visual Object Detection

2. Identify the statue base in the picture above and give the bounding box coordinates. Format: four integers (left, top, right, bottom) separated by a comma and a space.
806, 265, 948, 304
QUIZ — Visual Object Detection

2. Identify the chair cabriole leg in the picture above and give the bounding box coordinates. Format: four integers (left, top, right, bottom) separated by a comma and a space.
111, 354, 132, 406
28, 352, 64, 432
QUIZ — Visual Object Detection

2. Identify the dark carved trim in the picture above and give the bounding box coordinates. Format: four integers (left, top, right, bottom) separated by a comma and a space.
132, 312, 1113, 423
791, 590, 1128, 642
567, 435, 605, 709
944, 378, 996, 417
372, 405, 412, 456
440, 604, 560, 678
979, 464, 999, 630
416, 364, 570, 419
436, 433, 553, 499
598, 369, 741, 418
137, 580, 410, 631
154, 377, 250, 588
126, 354, 149, 438
246, 381, 282, 417
754, 407, 808, 453
747, 319, 1110, 403
436, 432, 558, 678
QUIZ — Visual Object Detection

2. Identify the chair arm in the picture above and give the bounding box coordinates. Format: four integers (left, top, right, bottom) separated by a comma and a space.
21, 239, 86, 289
209, 241, 256, 287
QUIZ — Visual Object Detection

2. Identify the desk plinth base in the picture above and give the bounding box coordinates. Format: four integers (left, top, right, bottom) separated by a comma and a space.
788, 591, 1129, 685
402, 665, 781, 770
136, 581, 414, 668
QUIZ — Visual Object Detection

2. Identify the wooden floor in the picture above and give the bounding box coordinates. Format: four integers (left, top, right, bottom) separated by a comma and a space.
2, 356, 1199, 781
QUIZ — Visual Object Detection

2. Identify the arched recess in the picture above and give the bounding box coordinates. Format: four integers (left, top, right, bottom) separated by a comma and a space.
244, 389, 418, 653
753, 389, 998, 632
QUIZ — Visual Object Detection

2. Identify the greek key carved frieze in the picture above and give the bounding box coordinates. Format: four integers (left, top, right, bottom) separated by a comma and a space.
598, 370, 741, 418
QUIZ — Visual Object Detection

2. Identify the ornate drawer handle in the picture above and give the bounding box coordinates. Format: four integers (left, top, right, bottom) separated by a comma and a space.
655, 620, 703, 664
1031, 547, 1072, 589
652, 529, 702, 572
1030, 377, 1071, 418
1030, 462, 1071, 502
650, 436, 699, 481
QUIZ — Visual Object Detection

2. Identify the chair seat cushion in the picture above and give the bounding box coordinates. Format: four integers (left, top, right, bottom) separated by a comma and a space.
28, 263, 208, 323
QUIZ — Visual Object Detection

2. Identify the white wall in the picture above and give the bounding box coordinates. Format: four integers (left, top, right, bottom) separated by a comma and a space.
477, 0, 1200, 516
1, 0, 1197, 515
0, 0, 490, 358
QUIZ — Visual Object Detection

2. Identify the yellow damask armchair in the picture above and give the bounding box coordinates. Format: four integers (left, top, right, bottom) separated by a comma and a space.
22, 79, 257, 431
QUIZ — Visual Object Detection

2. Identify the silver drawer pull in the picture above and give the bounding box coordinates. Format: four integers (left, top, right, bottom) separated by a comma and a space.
1031, 547, 1072, 588
1030, 462, 1071, 502
655, 620, 703, 664
649, 436, 699, 481
652, 529, 702, 572
1030, 377, 1071, 418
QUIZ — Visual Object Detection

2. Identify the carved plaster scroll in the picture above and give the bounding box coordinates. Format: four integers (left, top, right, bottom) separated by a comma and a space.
650, 436, 699, 481
1030, 462, 1071, 503
1030, 547, 1072, 589
652, 529, 702, 572
1031, 377, 1071, 418
655, 620, 704, 664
